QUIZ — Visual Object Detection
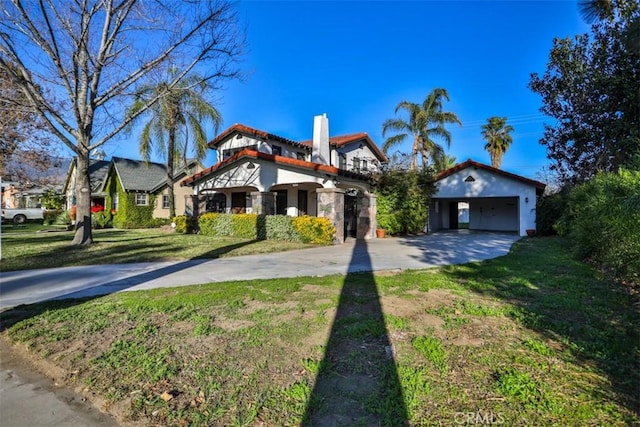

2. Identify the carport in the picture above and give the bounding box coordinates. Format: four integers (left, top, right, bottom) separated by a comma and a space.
429, 159, 546, 236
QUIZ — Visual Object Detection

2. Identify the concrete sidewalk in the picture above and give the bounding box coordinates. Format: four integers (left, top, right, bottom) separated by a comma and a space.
0, 231, 520, 427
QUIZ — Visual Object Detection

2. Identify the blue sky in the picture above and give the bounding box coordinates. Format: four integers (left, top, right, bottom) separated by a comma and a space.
109, 1, 590, 180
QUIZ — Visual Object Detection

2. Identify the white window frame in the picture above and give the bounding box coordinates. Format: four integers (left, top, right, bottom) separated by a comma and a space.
135, 193, 149, 206
162, 195, 169, 209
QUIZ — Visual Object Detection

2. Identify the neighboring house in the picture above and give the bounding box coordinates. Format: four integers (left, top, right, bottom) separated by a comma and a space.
2, 158, 69, 209
429, 159, 546, 236
64, 156, 201, 219
64, 158, 111, 210
181, 114, 388, 243
1, 180, 21, 209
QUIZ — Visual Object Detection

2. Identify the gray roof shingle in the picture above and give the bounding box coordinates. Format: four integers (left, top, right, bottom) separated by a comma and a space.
111, 157, 166, 192
88, 159, 111, 193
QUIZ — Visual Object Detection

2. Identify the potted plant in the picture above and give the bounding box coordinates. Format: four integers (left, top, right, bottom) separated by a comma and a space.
526, 229, 536, 237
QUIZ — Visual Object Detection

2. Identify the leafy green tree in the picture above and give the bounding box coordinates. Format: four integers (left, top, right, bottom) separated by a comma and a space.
529, 1, 639, 184
578, 0, 640, 54
382, 88, 461, 171
373, 166, 436, 235
481, 117, 514, 169
41, 190, 65, 210
127, 71, 222, 218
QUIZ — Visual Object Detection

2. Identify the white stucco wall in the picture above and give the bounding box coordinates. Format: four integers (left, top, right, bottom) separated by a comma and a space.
216, 135, 309, 161
433, 167, 538, 236
335, 142, 381, 173
194, 159, 333, 194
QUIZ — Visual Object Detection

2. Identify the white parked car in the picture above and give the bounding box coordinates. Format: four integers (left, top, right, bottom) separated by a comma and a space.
1, 208, 45, 224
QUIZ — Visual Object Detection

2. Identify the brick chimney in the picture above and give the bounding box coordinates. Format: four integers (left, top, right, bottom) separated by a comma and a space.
312, 113, 330, 165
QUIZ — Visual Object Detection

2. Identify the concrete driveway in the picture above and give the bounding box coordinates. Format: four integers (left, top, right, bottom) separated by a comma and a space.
0, 231, 520, 311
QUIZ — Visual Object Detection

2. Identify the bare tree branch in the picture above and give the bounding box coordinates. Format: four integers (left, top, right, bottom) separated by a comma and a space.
0, 0, 245, 245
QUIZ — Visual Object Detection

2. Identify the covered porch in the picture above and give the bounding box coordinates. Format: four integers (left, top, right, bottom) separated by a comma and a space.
182, 151, 378, 243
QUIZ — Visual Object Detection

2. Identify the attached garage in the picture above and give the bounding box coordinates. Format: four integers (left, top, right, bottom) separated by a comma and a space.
429, 159, 546, 236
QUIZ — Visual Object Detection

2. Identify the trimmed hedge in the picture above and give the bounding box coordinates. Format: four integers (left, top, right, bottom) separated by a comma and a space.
172, 215, 197, 234
197, 213, 335, 245
292, 215, 335, 245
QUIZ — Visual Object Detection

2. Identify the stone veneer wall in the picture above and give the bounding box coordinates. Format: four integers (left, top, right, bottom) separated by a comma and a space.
250, 191, 276, 215
357, 192, 376, 239
316, 188, 345, 244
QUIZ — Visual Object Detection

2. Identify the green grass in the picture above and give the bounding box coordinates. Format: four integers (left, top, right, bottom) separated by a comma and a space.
1, 237, 638, 426
0, 228, 317, 271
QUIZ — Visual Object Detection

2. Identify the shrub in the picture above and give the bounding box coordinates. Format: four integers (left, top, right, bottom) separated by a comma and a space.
232, 214, 258, 239
292, 216, 335, 245
562, 169, 640, 285
173, 215, 196, 234
199, 213, 222, 236
44, 210, 63, 225
373, 168, 436, 235
535, 188, 570, 236
55, 210, 71, 225
198, 213, 334, 245
92, 211, 112, 229
265, 215, 301, 242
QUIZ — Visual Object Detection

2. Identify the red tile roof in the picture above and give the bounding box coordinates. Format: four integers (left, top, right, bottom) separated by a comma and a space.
436, 159, 546, 194
299, 132, 388, 162
208, 124, 388, 163
208, 124, 300, 148
181, 148, 339, 187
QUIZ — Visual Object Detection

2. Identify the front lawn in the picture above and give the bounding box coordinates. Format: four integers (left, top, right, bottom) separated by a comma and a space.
1, 237, 637, 425
0, 228, 316, 272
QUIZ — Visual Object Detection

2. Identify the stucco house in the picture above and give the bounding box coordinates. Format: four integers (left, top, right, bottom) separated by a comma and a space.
181, 114, 388, 243
429, 159, 546, 236
64, 156, 201, 219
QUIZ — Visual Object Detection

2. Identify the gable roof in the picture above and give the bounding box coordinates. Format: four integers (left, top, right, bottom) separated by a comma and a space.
299, 132, 388, 163
109, 157, 199, 192
111, 157, 167, 192
208, 123, 388, 163
436, 159, 546, 194
181, 148, 341, 187
63, 158, 111, 194
208, 124, 300, 149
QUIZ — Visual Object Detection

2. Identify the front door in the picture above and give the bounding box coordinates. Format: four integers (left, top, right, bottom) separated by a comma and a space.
344, 194, 357, 238
297, 190, 308, 216
231, 192, 246, 213
449, 201, 459, 229
276, 190, 287, 215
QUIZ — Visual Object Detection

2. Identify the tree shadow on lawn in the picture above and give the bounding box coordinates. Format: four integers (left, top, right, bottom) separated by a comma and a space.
0, 239, 262, 332
440, 237, 640, 420
303, 239, 408, 426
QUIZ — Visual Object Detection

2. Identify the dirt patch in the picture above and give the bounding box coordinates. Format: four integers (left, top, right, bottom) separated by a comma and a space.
214, 317, 255, 331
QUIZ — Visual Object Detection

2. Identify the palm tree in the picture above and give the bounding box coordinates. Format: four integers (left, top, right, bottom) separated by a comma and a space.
433, 153, 457, 173
382, 88, 462, 171
481, 116, 514, 169
127, 71, 222, 218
